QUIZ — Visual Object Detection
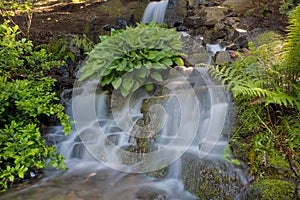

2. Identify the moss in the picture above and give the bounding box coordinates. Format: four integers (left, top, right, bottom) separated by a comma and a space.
229, 135, 250, 162
269, 151, 290, 169
252, 31, 283, 48
180, 154, 244, 199
247, 178, 296, 200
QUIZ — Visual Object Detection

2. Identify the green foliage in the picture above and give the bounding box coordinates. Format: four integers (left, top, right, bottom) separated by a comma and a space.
209, 10, 300, 178
284, 5, 300, 84
0, 20, 63, 78
0, 20, 71, 192
279, 0, 300, 15
79, 22, 183, 97
0, 0, 34, 16
38, 34, 94, 62
209, 40, 299, 109
249, 179, 296, 200
0, 0, 42, 38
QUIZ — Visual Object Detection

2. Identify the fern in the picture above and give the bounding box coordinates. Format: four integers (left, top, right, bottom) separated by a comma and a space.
284, 4, 300, 83
208, 38, 299, 110
216, 11, 300, 177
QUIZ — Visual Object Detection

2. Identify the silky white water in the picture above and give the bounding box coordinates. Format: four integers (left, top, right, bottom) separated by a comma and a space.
0, 66, 235, 200
0, 1, 249, 198
142, 0, 169, 24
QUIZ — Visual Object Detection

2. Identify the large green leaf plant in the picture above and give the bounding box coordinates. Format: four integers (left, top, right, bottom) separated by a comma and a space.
79, 22, 183, 97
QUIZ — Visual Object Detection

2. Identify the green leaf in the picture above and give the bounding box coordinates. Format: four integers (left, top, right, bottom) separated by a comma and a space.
151, 72, 163, 82
148, 51, 160, 60
122, 75, 134, 91
144, 61, 153, 69
101, 74, 114, 86
174, 57, 184, 66
120, 86, 130, 97
136, 67, 148, 78
112, 77, 122, 89
160, 58, 173, 66
102, 68, 112, 76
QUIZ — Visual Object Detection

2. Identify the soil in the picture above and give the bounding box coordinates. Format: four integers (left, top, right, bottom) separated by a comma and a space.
2, 0, 289, 45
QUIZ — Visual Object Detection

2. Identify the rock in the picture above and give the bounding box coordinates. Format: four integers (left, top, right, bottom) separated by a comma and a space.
181, 154, 247, 199
188, 0, 203, 9
164, 0, 188, 27
222, 0, 255, 13
181, 34, 210, 65
214, 22, 225, 31
183, 15, 206, 29
231, 28, 248, 41
214, 51, 231, 65
235, 34, 250, 48
213, 30, 226, 39
225, 44, 239, 51
224, 17, 240, 29
205, 6, 228, 25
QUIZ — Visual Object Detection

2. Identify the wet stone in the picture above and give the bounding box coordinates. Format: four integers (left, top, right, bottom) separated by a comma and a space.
235, 34, 250, 48
214, 51, 232, 65
213, 30, 227, 39
181, 153, 247, 199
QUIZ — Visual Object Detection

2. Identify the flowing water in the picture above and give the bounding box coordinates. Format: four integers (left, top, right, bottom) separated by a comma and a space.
0, 66, 246, 200
142, 0, 169, 24
0, 1, 248, 199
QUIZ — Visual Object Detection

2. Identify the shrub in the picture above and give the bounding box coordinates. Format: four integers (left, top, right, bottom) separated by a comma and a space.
79, 22, 183, 96
0, 21, 71, 192
0, 20, 62, 78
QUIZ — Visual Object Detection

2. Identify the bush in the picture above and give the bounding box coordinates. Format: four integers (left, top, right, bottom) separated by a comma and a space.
79, 22, 183, 96
0, 21, 71, 192
0, 21, 62, 78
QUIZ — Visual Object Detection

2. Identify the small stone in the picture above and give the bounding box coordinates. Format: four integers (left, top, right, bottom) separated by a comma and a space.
231, 28, 248, 41
223, 0, 255, 13
214, 51, 232, 65
213, 30, 227, 39
235, 35, 250, 48
214, 22, 225, 31
225, 17, 241, 26
205, 6, 228, 25
226, 44, 239, 51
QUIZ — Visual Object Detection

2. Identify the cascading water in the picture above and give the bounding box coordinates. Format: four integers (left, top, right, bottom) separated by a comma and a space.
0, 65, 246, 200
0, 2, 248, 200
142, 0, 169, 24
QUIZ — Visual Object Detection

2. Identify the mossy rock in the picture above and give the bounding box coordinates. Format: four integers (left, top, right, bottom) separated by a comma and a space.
246, 178, 297, 200
181, 153, 246, 199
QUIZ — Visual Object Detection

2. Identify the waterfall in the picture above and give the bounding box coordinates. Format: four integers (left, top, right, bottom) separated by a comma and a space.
0, 2, 249, 199
142, 0, 169, 24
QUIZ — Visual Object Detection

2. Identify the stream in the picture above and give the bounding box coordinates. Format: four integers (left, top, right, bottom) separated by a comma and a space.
0, 1, 249, 199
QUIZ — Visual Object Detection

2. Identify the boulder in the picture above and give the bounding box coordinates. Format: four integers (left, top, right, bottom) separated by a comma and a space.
165, 0, 188, 27
212, 30, 227, 40
181, 34, 210, 65
235, 34, 250, 48
205, 6, 228, 25
231, 28, 248, 41
222, 0, 255, 13
181, 154, 248, 199
214, 51, 232, 65
224, 17, 240, 29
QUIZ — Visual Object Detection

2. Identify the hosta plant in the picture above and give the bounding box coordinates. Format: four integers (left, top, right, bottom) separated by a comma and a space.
79, 22, 183, 97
